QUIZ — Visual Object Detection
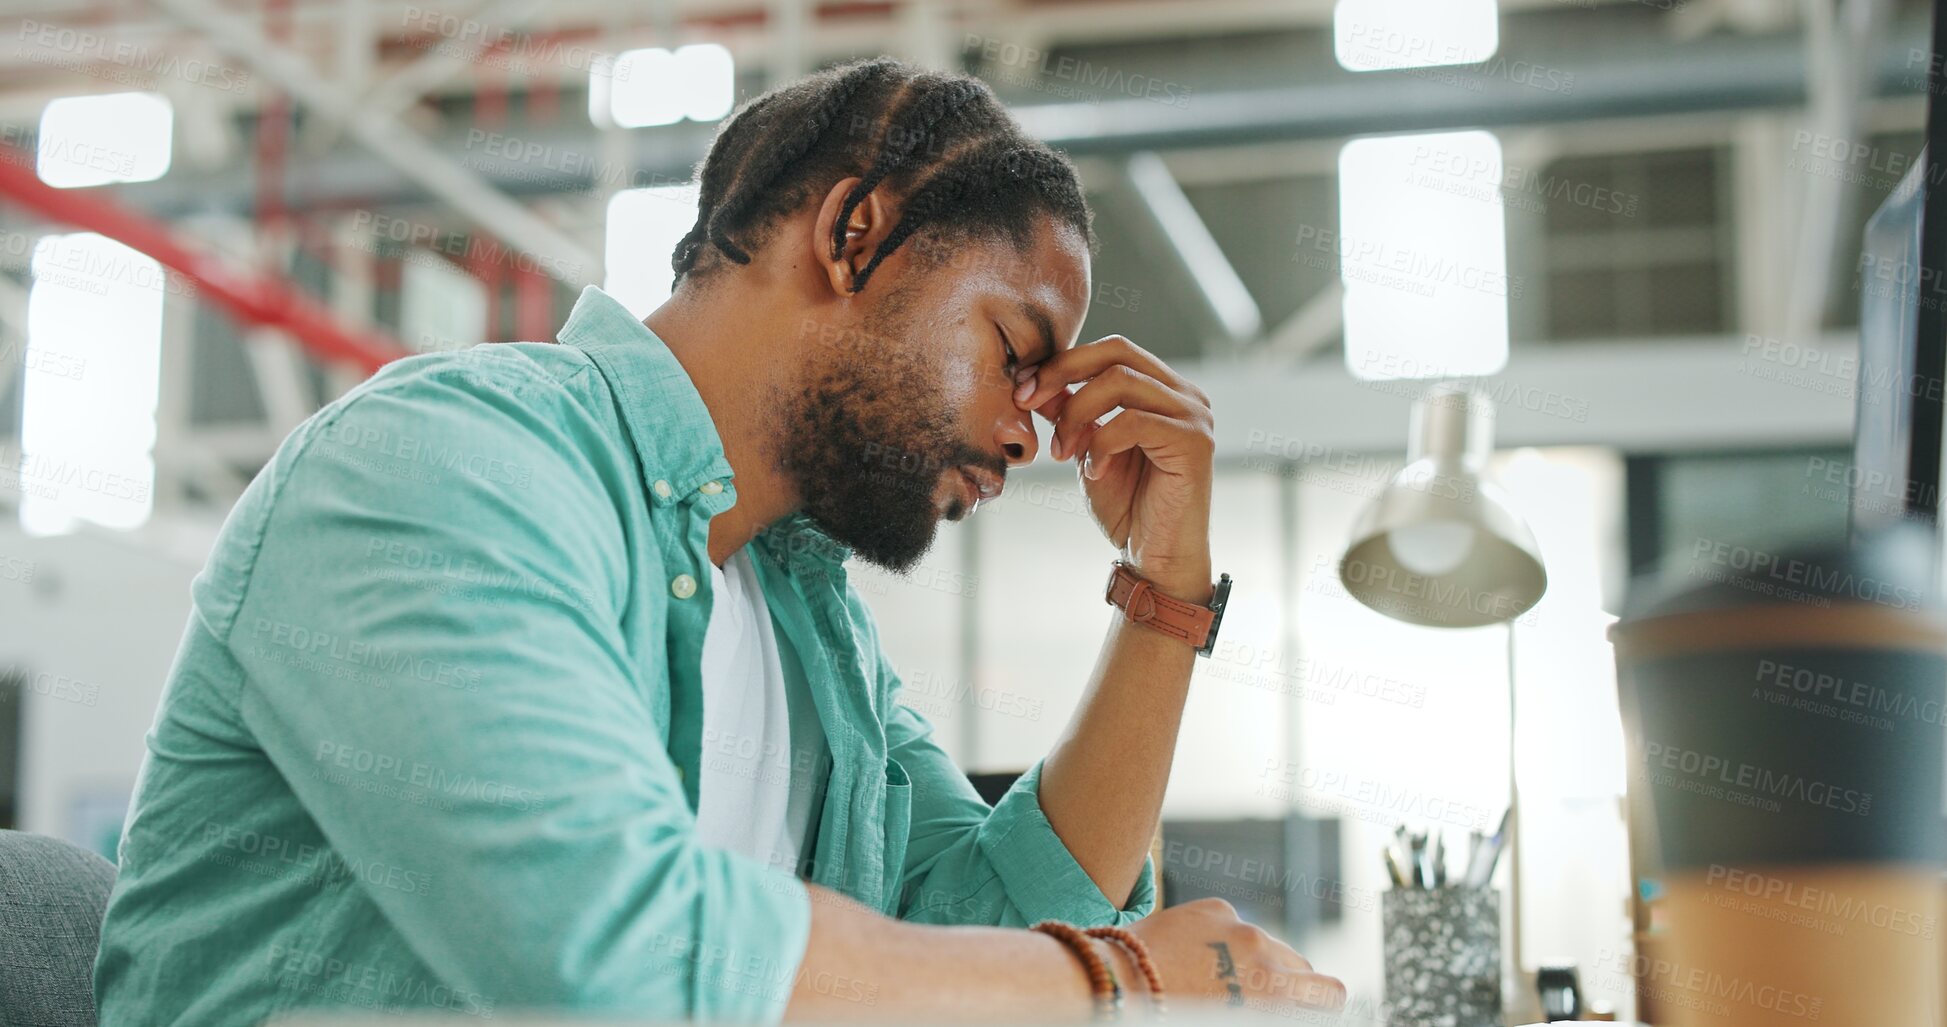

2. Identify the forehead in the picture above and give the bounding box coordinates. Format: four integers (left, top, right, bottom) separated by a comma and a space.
955, 220, 1091, 352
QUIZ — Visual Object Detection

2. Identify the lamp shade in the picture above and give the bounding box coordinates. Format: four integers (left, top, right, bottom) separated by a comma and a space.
1337, 384, 1547, 627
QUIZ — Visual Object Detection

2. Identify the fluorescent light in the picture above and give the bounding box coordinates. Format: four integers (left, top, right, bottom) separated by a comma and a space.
605, 184, 701, 318
21, 233, 163, 534
603, 44, 735, 128
1334, 0, 1499, 72
37, 92, 173, 188
1338, 131, 1510, 381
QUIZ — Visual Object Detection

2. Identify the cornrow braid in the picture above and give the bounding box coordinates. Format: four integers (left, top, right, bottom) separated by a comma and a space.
668, 57, 1092, 294
670, 66, 859, 278
828, 76, 990, 263
849, 143, 1079, 292
704, 58, 900, 265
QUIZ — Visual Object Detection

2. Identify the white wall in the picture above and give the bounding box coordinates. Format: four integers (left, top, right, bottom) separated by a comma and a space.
0, 518, 211, 856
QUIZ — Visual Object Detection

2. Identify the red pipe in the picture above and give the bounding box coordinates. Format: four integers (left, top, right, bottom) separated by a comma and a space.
515, 262, 551, 342
0, 148, 410, 374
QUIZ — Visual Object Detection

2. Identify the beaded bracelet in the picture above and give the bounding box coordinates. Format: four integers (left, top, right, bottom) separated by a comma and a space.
1031, 920, 1123, 1021
1085, 926, 1167, 1018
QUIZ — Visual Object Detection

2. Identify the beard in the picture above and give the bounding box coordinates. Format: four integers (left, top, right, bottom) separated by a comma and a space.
769, 293, 1001, 573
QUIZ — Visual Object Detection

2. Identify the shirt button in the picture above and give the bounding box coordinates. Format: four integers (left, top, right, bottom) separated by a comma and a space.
652, 479, 673, 499
700, 480, 724, 495
671, 574, 697, 599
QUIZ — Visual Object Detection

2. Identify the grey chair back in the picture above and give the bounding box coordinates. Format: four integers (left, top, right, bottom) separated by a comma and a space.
0, 830, 116, 1027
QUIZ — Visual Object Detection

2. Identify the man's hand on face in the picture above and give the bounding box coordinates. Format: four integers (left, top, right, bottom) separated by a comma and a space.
1012, 336, 1217, 602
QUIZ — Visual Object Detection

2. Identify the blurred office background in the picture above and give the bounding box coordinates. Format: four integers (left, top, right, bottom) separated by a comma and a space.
0, 0, 1929, 1017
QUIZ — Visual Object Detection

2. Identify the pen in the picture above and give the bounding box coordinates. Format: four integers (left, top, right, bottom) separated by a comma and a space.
1468, 808, 1512, 887
1383, 844, 1410, 889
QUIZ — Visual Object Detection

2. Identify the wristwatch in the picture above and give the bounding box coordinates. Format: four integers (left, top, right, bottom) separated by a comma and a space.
1103, 560, 1232, 656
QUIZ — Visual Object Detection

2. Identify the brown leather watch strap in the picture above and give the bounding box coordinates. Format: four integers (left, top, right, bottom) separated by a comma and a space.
1104, 561, 1230, 655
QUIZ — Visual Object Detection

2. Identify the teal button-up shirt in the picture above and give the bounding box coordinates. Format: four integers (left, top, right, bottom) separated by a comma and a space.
94, 286, 1153, 1026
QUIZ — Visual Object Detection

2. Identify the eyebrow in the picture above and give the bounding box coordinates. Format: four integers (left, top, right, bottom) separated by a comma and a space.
1021, 301, 1059, 366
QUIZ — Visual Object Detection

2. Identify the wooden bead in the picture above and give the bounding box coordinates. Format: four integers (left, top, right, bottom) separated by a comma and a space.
1085, 926, 1167, 1017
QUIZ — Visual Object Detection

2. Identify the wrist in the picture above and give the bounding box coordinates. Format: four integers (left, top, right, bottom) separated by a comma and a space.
1126, 560, 1214, 604
1093, 937, 1143, 1000
1034, 932, 1100, 1021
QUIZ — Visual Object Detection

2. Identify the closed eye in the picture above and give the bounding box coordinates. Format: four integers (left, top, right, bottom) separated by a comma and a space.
999, 327, 1021, 376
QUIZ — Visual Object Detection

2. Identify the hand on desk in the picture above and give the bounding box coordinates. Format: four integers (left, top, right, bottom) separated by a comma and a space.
1121, 897, 1346, 1013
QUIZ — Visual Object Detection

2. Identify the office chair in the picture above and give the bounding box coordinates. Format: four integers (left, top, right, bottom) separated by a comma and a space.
0, 830, 116, 1027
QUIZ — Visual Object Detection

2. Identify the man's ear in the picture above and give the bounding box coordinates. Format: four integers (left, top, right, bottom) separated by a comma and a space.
811, 177, 895, 297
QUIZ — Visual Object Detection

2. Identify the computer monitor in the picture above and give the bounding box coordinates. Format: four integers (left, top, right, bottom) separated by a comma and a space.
1850, 153, 1935, 541
1851, 10, 1947, 572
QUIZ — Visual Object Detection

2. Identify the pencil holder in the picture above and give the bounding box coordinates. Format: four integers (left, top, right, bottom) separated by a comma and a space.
1381, 886, 1502, 1027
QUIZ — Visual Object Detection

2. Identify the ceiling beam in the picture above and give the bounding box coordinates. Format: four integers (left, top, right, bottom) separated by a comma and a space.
0, 146, 409, 373
151, 0, 600, 283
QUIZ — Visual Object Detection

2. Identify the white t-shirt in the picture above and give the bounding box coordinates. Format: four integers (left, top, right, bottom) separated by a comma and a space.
693, 548, 820, 873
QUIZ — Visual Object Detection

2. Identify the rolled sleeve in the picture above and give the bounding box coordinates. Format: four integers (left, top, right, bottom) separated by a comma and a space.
224, 357, 810, 1021
885, 700, 1155, 928
977, 761, 1157, 926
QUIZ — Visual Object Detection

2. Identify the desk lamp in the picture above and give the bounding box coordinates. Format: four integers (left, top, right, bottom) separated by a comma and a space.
1337, 381, 1550, 1018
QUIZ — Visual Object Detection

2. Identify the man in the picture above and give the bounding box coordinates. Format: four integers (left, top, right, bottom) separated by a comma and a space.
95, 59, 1343, 1022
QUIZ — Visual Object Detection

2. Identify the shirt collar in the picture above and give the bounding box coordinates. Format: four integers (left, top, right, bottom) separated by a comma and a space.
556, 286, 851, 568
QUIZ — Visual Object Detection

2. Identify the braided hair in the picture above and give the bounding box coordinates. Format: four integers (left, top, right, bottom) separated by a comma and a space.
670, 58, 1093, 293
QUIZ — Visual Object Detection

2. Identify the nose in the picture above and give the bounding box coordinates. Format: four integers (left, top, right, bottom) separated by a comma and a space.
996, 404, 1039, 467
